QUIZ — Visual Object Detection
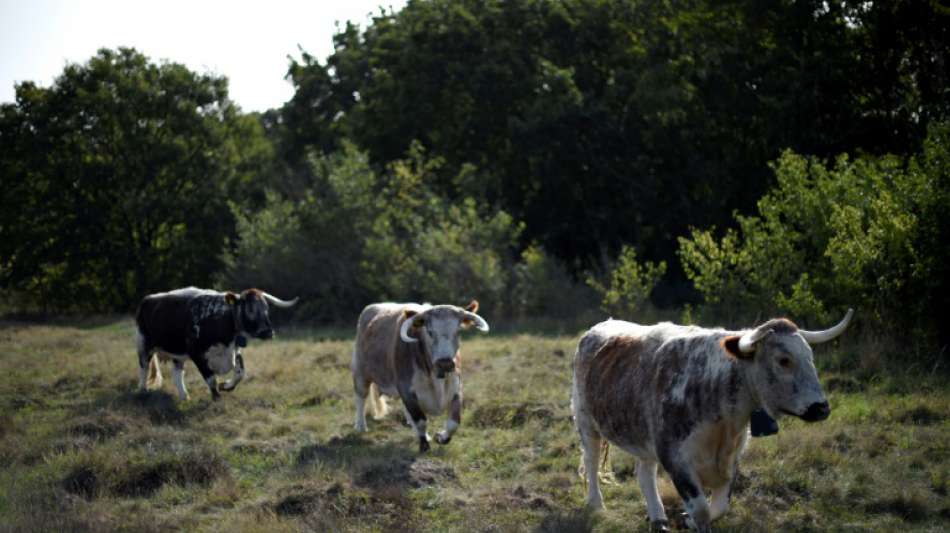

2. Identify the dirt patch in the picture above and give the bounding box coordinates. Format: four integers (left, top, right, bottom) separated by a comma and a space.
499, 485, 553, 510
299, 391, 342, 407
355, 457, 457, 489
296, 434, 373, 467
314, 352, 346, 370
275, 482, 348, 516
68, 411, 132, 440
63, 465, 99, 499
64, 451, 230, 499
469, 402, 560, 429
273, 481, 415, 530
894, 404, 945, 426
865, 493, 931, 522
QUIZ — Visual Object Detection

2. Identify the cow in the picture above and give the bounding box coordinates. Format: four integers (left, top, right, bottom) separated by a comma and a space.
135, 287, 298, 400
572, 309, 853, 532
351, 300, 489, 452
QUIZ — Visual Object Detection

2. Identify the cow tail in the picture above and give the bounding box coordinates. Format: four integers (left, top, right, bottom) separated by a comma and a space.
367, 382, 388, 419
147, 354, 163, 389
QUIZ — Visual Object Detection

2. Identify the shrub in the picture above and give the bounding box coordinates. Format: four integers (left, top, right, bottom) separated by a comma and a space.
678, 122, 950, 352
586, 245, 666, 320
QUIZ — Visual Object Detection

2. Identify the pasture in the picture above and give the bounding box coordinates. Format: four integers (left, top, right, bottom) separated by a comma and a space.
0, 317, 948, 532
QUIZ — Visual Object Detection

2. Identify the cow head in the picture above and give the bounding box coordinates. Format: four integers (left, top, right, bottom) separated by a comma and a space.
724, 309, 853, 423
399, 300, 489, 375
226, 289, 299, 340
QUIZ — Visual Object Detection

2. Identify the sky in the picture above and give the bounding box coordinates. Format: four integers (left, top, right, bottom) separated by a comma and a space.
0, 0, 407, 112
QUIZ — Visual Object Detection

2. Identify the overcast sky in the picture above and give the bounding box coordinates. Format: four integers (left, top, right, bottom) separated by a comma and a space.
0, 0, 406, 112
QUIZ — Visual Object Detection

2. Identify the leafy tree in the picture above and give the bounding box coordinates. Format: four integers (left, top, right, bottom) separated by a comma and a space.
0, 48, 267, 311
280, 0, 949, 286
218, 143, 522, 320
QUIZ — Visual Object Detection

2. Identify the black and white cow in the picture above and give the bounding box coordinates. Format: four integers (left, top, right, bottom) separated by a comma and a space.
135, 287, 298, 400
572, 309, 853, 532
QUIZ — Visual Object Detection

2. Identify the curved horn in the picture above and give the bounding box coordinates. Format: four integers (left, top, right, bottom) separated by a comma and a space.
262, 292, 299, 308
400, 316, 419, 343
460, 311, 490, 333
800, 308, 854, 345
738, 326, 773, 353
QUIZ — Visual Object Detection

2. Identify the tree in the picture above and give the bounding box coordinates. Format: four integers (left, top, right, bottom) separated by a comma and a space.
0, 48, 268, 311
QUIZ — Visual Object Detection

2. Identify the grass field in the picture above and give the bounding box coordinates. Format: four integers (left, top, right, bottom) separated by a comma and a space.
1, 317, 948, 532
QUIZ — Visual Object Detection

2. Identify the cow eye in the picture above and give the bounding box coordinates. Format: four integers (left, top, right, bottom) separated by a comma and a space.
778, 357, 791, 368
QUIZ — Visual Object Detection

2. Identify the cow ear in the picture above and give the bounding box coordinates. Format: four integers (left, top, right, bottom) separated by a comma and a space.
465, 299, 479, 313
722, 335, 752, 359
225, 292, 239, 305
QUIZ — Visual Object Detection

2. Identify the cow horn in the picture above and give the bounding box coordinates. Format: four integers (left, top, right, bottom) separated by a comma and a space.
400, 317, 419, 343
460, 311, 490, 333
799, 308, 853, 345
738, 326, 773, 353
262, 292, 299, 308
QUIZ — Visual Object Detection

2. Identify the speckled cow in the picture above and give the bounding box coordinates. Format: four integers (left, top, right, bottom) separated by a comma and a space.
135, 287, 298, 400
572, 310, 853, 532
351, 301, 489, 452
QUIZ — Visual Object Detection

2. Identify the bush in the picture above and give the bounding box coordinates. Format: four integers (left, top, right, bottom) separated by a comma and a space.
219, 142, 523, 319
586, 245, 666, 320
511, 245, 596, 319
678, 122, 950, 352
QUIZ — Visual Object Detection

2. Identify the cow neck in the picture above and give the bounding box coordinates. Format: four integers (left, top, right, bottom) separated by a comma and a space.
736, 359, 765, 422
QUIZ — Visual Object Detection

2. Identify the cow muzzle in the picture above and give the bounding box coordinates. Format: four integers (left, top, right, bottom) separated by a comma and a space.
434, 358, 456, 377
799, 401, 831, 422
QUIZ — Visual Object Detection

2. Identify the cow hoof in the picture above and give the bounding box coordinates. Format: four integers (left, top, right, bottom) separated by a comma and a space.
435, 431, 452, 445
650, 519, 671, 532
419, 437, 431, 453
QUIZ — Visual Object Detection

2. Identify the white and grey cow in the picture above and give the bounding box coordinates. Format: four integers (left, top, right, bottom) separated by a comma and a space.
135, 287, 298, 400
351, 301, 489, 452
572, 309, 853, 532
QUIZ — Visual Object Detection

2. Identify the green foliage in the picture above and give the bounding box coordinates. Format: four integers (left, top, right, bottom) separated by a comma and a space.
219, 143, 522, 318
586, 245, 666, 319
510, 245, 596, 319
0, 48, 270, 311
280, 0, 950, 277
678, 123, 950, 348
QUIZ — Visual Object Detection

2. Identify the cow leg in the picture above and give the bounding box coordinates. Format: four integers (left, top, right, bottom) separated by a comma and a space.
708, 483, 731, 521
136, 330, 150, 390
220, 352, 244, 392
436, 393, 461, 445
172, 359, 190, 401
664, 461, 710, 533
436, 375, 462, 445
402, 392, 430, 453
353, 375, 370, 432
637, 460, 669, 527
191, 356, 221, 401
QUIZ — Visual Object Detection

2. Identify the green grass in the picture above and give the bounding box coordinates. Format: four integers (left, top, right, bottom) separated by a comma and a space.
0, 318, 948, 532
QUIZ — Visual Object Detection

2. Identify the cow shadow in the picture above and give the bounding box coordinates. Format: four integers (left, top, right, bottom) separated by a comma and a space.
84, 384, 217, 426
296, 432, 458, 492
